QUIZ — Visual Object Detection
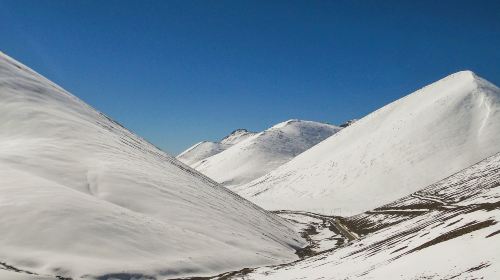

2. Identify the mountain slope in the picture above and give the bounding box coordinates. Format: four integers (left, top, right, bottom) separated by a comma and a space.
191, 120, 342, 187
236, 71, 500, 215
0, 52, 305, 279
177, 129, 255, 166
231, 152, 500, 280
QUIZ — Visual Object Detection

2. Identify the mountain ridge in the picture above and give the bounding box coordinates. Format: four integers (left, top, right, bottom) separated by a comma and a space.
235, 70, 500, 215
0, 51, 305, 279
190, 119, 342, 187
177, 128, 257, 166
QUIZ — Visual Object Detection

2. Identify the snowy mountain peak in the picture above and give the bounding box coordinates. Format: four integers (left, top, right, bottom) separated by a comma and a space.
191, 120, 342, 187
237, 71, 500, 216
176, 141, 211, 158
225, 128, 250, 135
453, 69, 476, 77
0, 52, 304, 279
418, 70, 483, 96
270, 119, 302, 129
177, 128, 257, 165
220, 128, 256, 145
434, 70, 478, 84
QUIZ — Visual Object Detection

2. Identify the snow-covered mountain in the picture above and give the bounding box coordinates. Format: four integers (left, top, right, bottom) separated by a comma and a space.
236, 71, 500, 215
177, 129, 256, 166
190, 120, 342, 187
0, 52, 305, 279
221, 128, 257, 145
231, 152, 500, 280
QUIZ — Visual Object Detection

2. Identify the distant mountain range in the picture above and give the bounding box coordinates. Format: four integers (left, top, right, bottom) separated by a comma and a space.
178, 119, 342, 187
177, 129, 256, 166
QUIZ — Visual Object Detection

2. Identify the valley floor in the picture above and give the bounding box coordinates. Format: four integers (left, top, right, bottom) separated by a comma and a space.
1, 193, 499, 280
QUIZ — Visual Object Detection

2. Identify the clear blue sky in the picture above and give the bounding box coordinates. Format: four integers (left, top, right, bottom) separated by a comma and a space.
1, 0, 499, 154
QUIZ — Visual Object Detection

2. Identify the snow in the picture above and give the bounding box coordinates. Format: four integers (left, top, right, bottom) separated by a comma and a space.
177, 129, 256, 166
220, 128, 256, 145
227, 152, 500, 280
190, 119, 341, 187
177, 141, 228, 166
236, 71, 500, 215
0, 270, 55, 280
0, 52, 305, 279
240, 210, 500, 280
276, 211, 347, 253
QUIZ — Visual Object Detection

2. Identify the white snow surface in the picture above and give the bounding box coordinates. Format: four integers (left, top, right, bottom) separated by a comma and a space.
236, 71, 500, 215
177, 129, 256, 166
229, 152, 500, 280
0, 270, 55, 280
0, 52, 305, 279
191, 120, 341, 187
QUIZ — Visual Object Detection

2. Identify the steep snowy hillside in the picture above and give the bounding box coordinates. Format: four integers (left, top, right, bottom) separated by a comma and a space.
191, 120, 342, 187
0, 52, 305, 279
237, 71, 500, 215
226, 152, 500, 280
177, 129, 255, 166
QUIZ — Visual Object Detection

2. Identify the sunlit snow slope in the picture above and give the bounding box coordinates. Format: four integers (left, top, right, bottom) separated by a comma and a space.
177, 129, 255, 166
191, 120, 341, 187
237, 71, 500, 215
234, 152, 500, 280
0, 52, 305, 279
